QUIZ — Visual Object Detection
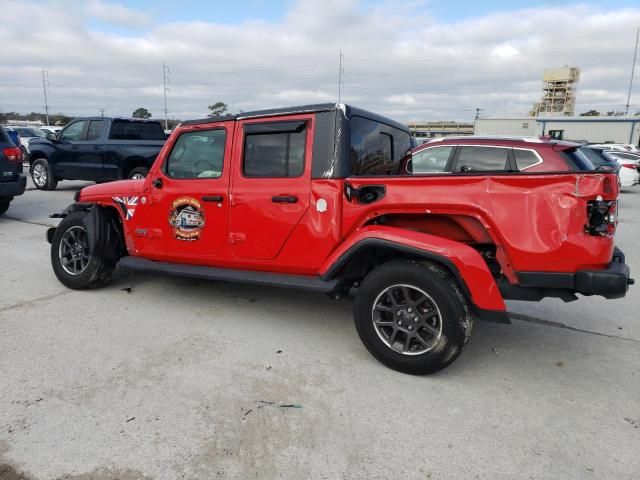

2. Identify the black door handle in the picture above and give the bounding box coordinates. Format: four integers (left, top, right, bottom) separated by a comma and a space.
272, 195, 298, 203
92, 146, 102, 150
202, 195, 224, 202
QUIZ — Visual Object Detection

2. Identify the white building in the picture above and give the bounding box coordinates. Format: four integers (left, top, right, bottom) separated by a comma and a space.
474, 117, 640, 146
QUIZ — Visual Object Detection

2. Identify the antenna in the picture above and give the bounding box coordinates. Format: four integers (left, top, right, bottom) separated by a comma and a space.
41, 68, 50, 126
338, 49, 344, 104
625, 26, 639, 115
163, 61, 170, 130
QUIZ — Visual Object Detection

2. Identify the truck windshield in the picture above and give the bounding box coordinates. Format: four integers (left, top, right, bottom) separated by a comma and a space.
109, 121, 166, 141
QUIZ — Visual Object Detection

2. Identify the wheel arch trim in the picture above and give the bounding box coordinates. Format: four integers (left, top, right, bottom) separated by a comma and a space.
320, 225, 506, 312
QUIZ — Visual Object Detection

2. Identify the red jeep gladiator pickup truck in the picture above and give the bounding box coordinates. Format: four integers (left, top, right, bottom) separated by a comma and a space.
47, 104, 633, 374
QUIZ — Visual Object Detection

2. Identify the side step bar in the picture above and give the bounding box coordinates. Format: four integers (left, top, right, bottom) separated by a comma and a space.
118, 256, 341, 293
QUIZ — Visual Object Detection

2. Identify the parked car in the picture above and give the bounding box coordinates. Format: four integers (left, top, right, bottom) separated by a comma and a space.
406, 136, 596, 174
28, 117, 166, 190
603, 151, 640, 187
590, 143, 639, 153
5, 126, 46, 159
0, 125, 26, 216
40, 126, 63, 135
45, 104, 633, 375
5, 129, 21, 152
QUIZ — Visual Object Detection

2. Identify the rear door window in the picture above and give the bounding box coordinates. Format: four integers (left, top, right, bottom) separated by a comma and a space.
242, 121, 306, 178
109, 121, 166, 140
410, 146, 453, 173
455, 146, 510, 172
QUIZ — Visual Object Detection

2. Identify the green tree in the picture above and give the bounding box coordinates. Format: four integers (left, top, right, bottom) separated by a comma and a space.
132, 107, 152, 119
208, 102, 228, 117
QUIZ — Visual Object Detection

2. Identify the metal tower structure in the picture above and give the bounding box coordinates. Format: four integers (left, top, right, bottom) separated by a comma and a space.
533, 67, 580, 116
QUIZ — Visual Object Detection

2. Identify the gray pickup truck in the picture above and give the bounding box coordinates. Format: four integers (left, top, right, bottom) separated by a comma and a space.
28, 117, 166, 190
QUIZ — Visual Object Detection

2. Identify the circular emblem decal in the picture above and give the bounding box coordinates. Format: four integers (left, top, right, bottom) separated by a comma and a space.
169, 197, 205, 241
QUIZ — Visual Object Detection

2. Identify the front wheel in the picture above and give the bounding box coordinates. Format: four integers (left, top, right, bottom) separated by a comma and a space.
31, 158, 58, 190
354, 260, 473, 375
51, 211, 117, 289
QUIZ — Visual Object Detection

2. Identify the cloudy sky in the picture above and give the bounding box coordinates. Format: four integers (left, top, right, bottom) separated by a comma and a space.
1, 0, 639, 122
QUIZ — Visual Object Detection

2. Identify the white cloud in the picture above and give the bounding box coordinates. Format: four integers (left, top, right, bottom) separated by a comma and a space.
0, 1, 639, 121
86, 0, 150, 28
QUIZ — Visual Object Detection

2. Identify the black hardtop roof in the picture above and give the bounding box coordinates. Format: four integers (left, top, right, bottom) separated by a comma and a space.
181, 103, 410, 133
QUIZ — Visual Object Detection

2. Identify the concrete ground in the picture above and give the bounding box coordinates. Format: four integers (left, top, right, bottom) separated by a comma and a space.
1, 178, 639, 480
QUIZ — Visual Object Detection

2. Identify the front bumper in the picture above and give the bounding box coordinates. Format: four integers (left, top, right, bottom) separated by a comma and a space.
0, 174, 27, 199
575, 247, 633, 299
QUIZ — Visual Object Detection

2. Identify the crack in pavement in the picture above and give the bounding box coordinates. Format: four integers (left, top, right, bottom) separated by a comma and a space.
0, 291, 73, 314
509, 312, 639, 343
0, 216, 55, 228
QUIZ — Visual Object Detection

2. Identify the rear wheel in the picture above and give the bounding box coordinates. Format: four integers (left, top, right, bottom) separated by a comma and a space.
354, 260, 473, 375
31, 158, 58, 190
0, 199, 10, 216
128, 167, 149, 180
51, 211, 117, 289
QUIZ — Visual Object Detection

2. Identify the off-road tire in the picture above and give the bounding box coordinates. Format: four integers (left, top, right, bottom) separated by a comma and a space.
31, 158, 58, 190
128, 167, 149, 180
51, 211, 117, 289
354, 260, 473, 375
0, 199, 10, 216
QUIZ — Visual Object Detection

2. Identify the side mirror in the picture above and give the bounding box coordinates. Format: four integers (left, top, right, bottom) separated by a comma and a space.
46, 132, 57, 141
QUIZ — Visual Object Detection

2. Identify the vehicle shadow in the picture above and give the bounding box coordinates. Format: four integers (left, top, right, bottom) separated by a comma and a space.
106, 268, 621, 378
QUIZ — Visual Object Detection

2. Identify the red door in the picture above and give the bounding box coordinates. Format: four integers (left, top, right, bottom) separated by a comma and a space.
134, 122, 234, 261
229, 115, 314, 260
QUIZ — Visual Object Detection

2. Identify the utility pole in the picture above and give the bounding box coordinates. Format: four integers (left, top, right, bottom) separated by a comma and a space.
338, 49, 344, 104
475, 107, 483, 120
162, 61, 170, 130
625, 26, 639, 115
41, 68, 50, 126
99, 108, 105, 117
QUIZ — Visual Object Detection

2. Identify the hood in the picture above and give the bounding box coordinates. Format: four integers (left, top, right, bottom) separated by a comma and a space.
28, 137, 53, 146
79, 179, 145, 199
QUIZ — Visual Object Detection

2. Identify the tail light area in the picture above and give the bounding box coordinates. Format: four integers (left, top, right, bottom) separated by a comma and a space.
585, 195, 617, 237
2, 147, 23, 162
620, 163, 637, 169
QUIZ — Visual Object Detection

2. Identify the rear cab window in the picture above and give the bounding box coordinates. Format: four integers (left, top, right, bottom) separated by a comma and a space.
350, 116, 412, 176
109, 121, 166, 141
